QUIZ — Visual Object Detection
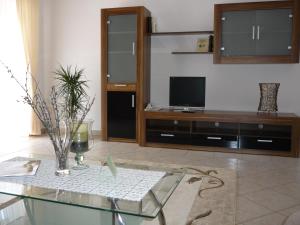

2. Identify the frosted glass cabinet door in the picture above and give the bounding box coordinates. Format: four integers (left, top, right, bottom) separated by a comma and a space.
221, 11, 256, 56
255, 9, 292, 56
108, 14, 137, 84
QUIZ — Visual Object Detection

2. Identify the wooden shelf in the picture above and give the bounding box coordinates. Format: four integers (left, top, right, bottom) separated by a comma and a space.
150, 31, 214, 36
172, 51, 213, 55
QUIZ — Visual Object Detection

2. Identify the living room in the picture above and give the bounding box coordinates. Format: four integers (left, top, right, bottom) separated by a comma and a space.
0, 0, 300, 225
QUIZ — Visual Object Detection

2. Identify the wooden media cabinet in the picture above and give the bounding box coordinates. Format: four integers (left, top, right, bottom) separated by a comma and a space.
141, 109, 300, 157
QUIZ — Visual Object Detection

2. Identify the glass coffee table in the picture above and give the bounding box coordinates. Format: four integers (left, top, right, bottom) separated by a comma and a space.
0, 155, 184, 225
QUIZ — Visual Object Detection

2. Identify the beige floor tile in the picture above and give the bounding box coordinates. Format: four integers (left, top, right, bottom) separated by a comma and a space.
272, 182, 300, 200
184, 150, 215, 160
244, 189, 299, 211
187, 157, 237, 170
278, 204, 300, 217
242, 213, 286, 225
236, 196, 272, 224
238, 177, 265, 195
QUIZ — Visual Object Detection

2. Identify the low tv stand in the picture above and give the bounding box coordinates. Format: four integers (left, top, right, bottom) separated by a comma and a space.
141, 109, 300, 157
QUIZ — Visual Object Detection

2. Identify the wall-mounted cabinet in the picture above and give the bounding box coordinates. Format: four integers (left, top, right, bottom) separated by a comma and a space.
214, 1, 300, 64
101, 7, 151, 142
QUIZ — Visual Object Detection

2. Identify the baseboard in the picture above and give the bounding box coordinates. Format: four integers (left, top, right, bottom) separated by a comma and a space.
92, 130, 101, 137
39, 128, 102, 138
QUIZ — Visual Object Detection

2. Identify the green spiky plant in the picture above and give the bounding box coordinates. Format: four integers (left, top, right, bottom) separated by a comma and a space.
54, 65, 89, 121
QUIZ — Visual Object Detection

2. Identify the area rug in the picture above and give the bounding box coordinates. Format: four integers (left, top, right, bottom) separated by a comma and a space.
104, 158, 237, 225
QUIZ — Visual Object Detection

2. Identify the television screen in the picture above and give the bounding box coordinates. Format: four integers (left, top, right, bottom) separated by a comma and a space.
169, 77, 206, 108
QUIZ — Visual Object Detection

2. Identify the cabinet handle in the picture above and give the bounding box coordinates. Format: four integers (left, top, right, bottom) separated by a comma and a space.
207, 136, 222, 140
257, 25, 260, 40
132, 42, 136, 55
131, 94, 135, 108
252, 26, 255, 40
160, 133, 175, 137
257, 139, 273, 143
114, 84, 127, 87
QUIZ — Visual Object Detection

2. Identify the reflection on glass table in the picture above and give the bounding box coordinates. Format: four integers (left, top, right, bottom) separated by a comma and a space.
0, 155, 184, 225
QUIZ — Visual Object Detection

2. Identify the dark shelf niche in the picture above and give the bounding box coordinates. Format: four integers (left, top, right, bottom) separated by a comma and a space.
150, 31, 214, 36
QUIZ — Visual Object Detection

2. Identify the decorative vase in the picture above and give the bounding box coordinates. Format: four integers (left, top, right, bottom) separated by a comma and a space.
55, 151, 70, 176
70, 119, 94, 170
52, 120, 72, 176
258, 83, 280, 112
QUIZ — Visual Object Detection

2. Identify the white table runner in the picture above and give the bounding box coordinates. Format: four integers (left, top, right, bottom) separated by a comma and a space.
0, 159, 165, 202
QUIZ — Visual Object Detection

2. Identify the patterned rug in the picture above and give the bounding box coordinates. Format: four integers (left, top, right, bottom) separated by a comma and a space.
106, 158, 237, 225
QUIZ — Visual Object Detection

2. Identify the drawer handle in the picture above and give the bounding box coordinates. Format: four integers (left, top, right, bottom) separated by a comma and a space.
160, 134, 175, 137
207, 137, 222, 140
132, 42, 136, 55
114, 84, 127, 87
131, 94, 135, 108
257, 139, 273, 143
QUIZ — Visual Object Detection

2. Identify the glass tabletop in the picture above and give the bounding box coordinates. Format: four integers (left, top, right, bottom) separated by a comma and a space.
0, 154, 184, 219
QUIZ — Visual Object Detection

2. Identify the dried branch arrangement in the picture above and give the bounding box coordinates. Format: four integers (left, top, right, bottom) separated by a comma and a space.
0, 61, 95, 168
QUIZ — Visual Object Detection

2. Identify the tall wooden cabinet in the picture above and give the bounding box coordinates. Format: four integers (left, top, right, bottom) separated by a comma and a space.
214, 1, 300, 64
101, 7, 151, 142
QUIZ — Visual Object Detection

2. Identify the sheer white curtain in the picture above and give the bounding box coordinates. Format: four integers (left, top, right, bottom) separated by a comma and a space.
0, 0, 30, 141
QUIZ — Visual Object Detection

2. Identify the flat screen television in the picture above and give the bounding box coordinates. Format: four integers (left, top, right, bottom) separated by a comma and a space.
169, 76, 206, 109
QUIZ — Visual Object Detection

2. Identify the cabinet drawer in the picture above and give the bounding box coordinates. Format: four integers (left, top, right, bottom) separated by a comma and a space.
240, 136, 291, 151
193, 121, 238, 135
147, 120, 191, 132
146, 131, 191, 145
240, 123, 292, 138
191, 134, 238, 149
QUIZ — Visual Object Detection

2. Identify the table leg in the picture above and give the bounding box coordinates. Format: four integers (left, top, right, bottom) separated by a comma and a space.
149, 190, 166, 225
23, 198, 37, 225
110, 198, 126, 225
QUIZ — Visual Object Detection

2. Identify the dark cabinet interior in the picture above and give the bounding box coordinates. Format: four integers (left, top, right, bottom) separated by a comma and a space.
108, 92, 136, 139
146, 120, 240, 149
146, 120, 191, 144
239, 123, 292, 151
146, 119, 293, 152
192, 121, 239, 149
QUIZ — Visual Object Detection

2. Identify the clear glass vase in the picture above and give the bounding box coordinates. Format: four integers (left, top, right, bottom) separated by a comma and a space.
55, 152, 70, 176
70, 119, 94, 170
51, 120, 71, 176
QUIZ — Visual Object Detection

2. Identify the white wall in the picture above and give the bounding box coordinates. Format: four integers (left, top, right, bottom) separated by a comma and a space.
40, 0, 300, 131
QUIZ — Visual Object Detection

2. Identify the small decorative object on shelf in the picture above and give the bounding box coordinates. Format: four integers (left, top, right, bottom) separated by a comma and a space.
70, 119, 94, 170
1, 62, 95, 176
258, 83, 280, 112
151, 17, 157, 33
197, 35, 214, 53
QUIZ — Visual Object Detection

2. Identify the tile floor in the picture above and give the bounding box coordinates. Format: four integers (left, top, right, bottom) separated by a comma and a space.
2, 135, 300, 225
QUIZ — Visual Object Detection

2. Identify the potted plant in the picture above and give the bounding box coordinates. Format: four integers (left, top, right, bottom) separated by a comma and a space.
54, 65, 94, 170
